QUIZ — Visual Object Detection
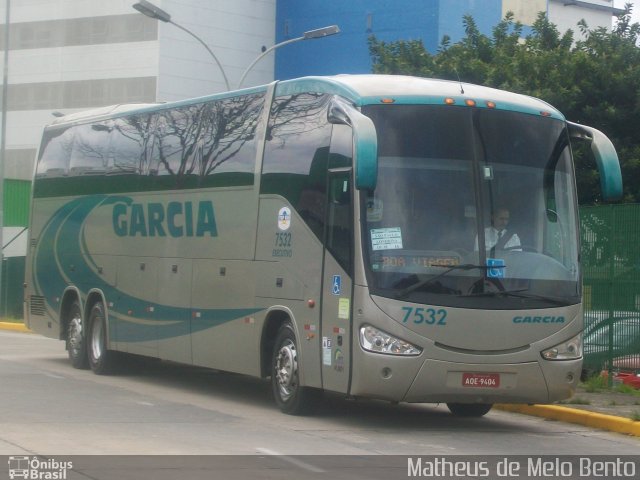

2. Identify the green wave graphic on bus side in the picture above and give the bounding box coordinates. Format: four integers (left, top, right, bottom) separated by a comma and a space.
33, 195, 262, 342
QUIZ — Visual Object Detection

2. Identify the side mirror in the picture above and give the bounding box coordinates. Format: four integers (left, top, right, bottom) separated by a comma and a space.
567, 122, 622, 201
329, 98, 378, 190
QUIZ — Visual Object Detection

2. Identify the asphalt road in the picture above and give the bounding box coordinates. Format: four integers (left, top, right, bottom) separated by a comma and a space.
0, 330, 638, 478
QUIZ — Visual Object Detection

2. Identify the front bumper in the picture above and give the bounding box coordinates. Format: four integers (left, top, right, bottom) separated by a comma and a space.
349, 351, 581, 404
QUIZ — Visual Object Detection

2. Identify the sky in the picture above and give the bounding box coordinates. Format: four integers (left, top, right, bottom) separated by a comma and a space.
614, 0, 640, 24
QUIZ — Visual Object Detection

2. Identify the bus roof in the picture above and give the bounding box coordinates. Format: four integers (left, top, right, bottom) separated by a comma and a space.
276, 75, 563, 119
48, 102, 162, 126
47, 74, 564, 128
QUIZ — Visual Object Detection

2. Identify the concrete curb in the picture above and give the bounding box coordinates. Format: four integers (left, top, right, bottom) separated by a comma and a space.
495, 403, 640, 437
0, 321, 31, 333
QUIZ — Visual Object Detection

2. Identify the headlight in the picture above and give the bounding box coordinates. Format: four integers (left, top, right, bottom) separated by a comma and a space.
359, 325, 422, 356
541, 333, 582, 360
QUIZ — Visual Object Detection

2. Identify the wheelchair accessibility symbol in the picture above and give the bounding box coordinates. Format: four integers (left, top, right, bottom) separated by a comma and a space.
487, 258, 505, 278
332, 275, 341, 295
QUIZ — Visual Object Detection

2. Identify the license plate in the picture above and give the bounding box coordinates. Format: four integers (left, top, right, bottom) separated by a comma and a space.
462, 373, 500, 388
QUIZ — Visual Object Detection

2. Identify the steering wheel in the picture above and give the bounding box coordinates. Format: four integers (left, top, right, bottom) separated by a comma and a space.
502, 245, 537, 253
468, 276, 505, 294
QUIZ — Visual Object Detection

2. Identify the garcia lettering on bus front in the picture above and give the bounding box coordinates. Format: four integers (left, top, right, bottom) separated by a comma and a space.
112, 201, 218, 237
513, 316, 565, 324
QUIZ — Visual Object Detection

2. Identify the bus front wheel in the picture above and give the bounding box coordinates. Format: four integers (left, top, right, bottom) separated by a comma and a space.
66, 300, 88, 369
447, 403, 493, 417
87, 302, 116, 375
271, 322, 320, 415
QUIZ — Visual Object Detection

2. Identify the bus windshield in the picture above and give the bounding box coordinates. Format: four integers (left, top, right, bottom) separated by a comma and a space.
362, 104, 580, 309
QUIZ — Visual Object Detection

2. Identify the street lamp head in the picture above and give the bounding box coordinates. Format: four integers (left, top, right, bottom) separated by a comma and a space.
236, 24, 340, 89
303, 25, 340, 40
132, 0, 230, 90
132, 0, 171, 23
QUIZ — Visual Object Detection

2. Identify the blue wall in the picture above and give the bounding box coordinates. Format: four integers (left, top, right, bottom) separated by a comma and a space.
438, 0, 502, 46
275, 0, 502, 80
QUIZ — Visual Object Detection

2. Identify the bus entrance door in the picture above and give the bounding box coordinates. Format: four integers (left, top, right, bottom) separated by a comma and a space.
320, 172, 353, 394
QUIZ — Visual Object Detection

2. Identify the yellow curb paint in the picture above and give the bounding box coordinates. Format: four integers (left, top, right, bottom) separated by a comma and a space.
0, 322, 31, 333
496, 403, 640, 437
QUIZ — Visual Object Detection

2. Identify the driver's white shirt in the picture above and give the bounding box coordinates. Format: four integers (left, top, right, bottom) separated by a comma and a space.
475, 227, 521, 251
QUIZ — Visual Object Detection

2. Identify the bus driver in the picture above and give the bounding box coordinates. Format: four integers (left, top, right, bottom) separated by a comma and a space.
475, 207, 521, 254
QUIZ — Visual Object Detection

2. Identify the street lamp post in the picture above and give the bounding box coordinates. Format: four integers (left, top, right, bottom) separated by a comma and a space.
132, 0, 230, 91
0, 0, 10, 316
237, 25, 340, 89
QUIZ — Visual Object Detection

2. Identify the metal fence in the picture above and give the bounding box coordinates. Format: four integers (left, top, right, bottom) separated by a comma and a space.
1, 256, 25, 318
580, 203, 640, 378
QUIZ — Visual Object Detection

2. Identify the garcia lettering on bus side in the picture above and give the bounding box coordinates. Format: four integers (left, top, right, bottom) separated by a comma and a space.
112, 200, 218, 237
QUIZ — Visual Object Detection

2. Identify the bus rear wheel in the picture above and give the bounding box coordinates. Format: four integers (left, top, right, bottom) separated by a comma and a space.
271, 322, 319, 415
87, 302, 116, 375
66, 300, 88, 369
447, 403, 493, 417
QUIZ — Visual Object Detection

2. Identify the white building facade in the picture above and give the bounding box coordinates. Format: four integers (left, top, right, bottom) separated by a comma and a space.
548, 0, 622, 34
1, 0, 276, 184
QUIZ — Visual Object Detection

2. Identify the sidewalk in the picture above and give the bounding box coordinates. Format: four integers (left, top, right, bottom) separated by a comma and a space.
1, 321, 639, 436
496, 383, 640, 437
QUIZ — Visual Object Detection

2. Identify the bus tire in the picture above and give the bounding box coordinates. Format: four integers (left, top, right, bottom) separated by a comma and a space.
87, 302, 116, 375
271, 322, 319, 415
446, 403, 493, 417
66, 300, 88, 369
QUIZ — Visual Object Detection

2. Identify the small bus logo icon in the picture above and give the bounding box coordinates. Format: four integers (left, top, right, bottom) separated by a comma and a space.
8, 456, 30, 479
277, 207, 291, 231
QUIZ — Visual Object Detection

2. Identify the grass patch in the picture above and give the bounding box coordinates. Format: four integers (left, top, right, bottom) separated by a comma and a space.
614, 383, 640, 396
581, 374, 640, 396
582, 375, 609, 392
0, 317, 24, 324
630, 411, 640, 422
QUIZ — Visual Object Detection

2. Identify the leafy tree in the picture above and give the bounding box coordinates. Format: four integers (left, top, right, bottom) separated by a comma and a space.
369, 4, 640, 205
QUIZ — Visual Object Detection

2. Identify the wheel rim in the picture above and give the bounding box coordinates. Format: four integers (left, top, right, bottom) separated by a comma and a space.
90, 313, 104, 362
275, 339, 298, 402
67, 312, 83, 357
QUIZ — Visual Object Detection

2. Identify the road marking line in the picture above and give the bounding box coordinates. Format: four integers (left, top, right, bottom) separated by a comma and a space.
256, 447, 325, 473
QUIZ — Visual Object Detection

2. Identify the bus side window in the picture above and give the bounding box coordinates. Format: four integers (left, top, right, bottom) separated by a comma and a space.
36, 127, 74, 178
150, 106, 200, 181
109, 115, 149, 175
148, 94, 264, 189
68, 123, 109, 176
199, 94, 263, 185
262, 93, 333, 241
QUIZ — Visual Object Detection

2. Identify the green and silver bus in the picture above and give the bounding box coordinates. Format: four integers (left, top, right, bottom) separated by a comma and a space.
25, 75, 622, 416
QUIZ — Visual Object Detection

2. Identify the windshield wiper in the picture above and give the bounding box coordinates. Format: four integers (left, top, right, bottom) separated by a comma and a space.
461, 289, 569, 306
394, 264, 490, 300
